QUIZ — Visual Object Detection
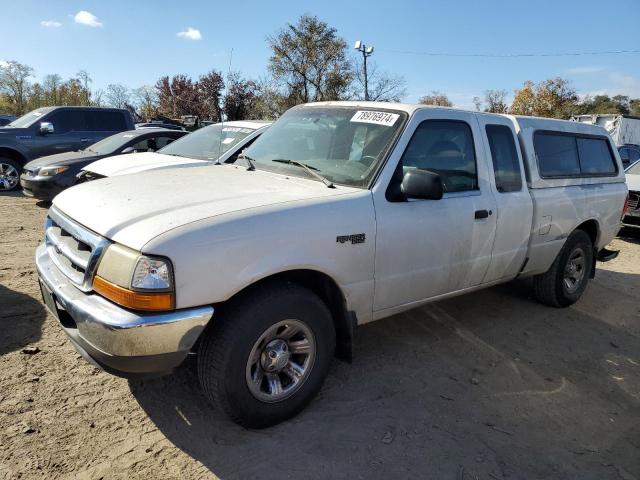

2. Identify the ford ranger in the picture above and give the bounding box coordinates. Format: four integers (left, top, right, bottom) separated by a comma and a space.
35, 102, 628, 428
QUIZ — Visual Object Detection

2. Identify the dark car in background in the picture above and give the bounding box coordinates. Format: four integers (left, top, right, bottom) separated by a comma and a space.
619, 144, 640, 170
20, 128, 186, 200
0, 106, 134, 191
0, 115, 15, 127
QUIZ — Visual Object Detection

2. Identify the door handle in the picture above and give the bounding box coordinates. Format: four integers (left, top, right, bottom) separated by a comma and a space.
474, 209, 492, 219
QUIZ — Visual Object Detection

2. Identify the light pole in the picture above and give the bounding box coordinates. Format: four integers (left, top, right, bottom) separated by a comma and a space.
354, 40, 374, 101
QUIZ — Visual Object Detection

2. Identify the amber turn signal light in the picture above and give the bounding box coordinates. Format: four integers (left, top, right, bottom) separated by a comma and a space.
93, 276, 175, 311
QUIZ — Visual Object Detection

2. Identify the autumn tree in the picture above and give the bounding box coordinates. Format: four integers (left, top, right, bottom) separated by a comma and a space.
0, 60, 33, 114
268, 15, 352, 106
484, 89, 509, 113
511, 78, 578, 119
419, 91, 452, 107
197, 70, 225, 121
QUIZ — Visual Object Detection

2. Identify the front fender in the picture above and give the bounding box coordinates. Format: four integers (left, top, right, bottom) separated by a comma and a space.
143, 193, 377, 322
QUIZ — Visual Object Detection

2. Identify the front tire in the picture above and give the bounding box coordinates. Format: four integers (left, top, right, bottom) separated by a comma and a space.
0, 157, 21, 192
197, 282, 335, 428
533, 229, 593, 307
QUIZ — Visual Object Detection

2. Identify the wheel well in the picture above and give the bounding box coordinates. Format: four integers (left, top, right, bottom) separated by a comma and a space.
0, 148, 27, 167
224, 270, 356, 362
575, 219, 599, 279
575, 219, 598, 246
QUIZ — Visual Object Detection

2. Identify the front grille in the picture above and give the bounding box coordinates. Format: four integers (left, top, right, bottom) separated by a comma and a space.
629, 191, 640, 211
45, 207, 110, 291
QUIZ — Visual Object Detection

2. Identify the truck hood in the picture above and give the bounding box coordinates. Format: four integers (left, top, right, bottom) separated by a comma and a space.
52, 164, 358, 251
626, 173, 640, 192
83, 151, 210, 177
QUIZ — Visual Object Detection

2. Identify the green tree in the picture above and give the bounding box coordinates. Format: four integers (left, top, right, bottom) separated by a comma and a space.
0, 60, 33, 115
268, 15, 352, 106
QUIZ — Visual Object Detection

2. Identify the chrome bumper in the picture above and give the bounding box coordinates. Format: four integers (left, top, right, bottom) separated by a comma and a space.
35, 243, 214, 376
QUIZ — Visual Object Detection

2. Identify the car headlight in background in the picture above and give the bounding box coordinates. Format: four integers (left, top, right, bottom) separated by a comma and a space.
39, 165, 69, 176
93, 243, 175, 311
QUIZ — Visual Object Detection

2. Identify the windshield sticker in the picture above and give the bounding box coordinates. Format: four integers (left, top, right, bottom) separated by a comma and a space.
222, 127, 241, 132
122, 134, 135, 138
33, 112, 43, 117
350, 110, 399, 126
221, 137, 235, 144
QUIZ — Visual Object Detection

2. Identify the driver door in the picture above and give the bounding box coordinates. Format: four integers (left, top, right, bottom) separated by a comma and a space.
372, 109, 497, 313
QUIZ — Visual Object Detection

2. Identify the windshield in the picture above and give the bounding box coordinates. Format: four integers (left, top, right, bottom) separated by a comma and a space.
159, 123, 254, 160
7, 109, 49, 128
628, 161, 640, 175
244, 106, 406, 187
88, 132, 138, 154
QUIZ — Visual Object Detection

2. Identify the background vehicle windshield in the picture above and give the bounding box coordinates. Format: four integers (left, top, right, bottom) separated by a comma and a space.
628, 161, 640, 175
244, 106, 406, 187
7, 109, 49, 128
88, 132, 137, 154
159, 124, 253, 160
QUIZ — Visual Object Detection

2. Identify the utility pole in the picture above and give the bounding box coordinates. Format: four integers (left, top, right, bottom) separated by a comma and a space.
354, 40, 374, 101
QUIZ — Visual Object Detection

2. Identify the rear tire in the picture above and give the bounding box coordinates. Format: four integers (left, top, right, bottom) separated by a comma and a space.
197, 282, 335, 428
533, 229, 593, 307
0, 157, 21, 192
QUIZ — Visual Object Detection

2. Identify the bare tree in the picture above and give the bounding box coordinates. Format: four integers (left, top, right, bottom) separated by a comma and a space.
418, 91, 453, 107
484, 89, 509, 113
105, 83, 130, 109
76, 70, 92, 105
268, 14, 352, 106
353, 61, 406, 102
0, 60, 34, 114
132, 85, 158, 120
472, 96, 482, 111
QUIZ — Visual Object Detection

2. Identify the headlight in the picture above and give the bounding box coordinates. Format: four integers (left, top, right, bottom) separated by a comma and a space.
39, 165, 69, 176
93, 244, 175, 311
132, 257, 172, 290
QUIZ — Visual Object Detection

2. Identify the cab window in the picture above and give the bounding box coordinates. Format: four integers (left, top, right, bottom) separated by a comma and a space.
485, 125, 522, 192
47, 110, 88, 134
400, 120, 478, 192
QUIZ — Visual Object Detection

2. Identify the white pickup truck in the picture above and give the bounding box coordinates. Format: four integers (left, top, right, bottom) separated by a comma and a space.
36, 101, 628, 428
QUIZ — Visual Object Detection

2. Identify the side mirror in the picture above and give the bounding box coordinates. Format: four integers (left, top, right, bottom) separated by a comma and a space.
39, 122, 54, 135
401, 169, 443, 200
121, 147, 135, 154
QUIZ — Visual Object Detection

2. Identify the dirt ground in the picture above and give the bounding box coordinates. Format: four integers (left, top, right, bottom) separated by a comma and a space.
1, 191, 639, 480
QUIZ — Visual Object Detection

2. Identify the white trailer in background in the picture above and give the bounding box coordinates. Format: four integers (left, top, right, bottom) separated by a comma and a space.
571, 114, 640, 168
571, 114, 640, 146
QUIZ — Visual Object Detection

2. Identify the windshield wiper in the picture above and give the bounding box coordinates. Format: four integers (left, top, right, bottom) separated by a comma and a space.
237, 152, 256, 171
271, 159, 335, 188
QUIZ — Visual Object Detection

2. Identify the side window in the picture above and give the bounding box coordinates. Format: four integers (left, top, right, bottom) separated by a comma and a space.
535, 132, 617, 177
534, 133, 580, 177
47, 110, 88, 134
619, 147, 630, 164
130, 138, 152, 152
577, 137, 616, 174
485, 125, 523, 193
155, 136, 177, 149
401, 120, 477, 192
90, 112, 127, 132
629, 147, 640, 164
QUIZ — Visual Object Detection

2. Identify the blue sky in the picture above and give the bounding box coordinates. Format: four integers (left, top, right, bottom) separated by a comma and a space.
2, 0, 639, 108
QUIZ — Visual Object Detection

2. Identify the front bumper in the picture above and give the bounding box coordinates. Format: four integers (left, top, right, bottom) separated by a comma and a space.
35, 243, 214, 377
20, 174, 66, 201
